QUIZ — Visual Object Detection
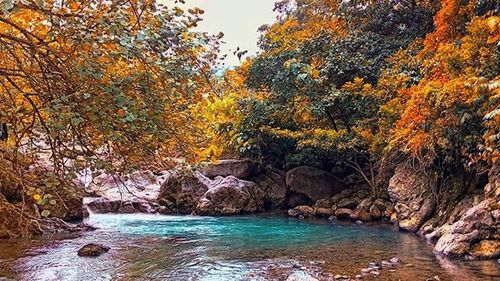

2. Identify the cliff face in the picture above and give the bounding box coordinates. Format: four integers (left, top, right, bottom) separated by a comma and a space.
388, 162, 499, 259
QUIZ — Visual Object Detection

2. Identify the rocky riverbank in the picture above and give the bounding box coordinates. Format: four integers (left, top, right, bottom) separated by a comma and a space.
2, 158, 497, 261
81, 159, 499, 260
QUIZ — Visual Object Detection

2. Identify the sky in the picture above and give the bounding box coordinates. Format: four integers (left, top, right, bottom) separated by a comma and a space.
163, 0, 277, 67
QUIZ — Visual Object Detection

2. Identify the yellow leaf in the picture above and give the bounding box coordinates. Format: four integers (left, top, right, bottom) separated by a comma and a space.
33, 194, 41, 201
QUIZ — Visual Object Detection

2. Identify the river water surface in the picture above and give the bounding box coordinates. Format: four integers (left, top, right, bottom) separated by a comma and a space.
0, 213, 498, 281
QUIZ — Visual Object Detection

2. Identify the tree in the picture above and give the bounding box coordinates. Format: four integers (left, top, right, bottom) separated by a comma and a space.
0, 0, 219, 210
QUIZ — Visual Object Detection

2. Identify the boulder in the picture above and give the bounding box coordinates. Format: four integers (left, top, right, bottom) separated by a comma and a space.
314, 207, 334, 217
158, 172, 211, 214
288, 205, 314, 217
351, 208, 372, 222
88, 170, 165, 201
313, 198, 334, 208
202, 159, 260, 179
337, 198, 358, 209
369, 205, 382, 220
85, 197, 162, 214
388, 162, 437, 232
434, 199, 499, 259
195, 176, 265, 215
46, 189, 84, 221
358, 198, 373, 211
77, 243, 110, 257
249, 167, 287, 209
335, 208, 354, 219
286, 166, 347, 206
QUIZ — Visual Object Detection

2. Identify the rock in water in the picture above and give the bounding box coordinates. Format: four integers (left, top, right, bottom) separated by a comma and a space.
434, 198, 499, 259
286, 271, 319, 281
195, 176, 265, 215
77, 243, 110, 257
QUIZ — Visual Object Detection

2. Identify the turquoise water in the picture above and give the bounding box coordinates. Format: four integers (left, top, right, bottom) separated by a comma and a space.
0, 213, 498, 280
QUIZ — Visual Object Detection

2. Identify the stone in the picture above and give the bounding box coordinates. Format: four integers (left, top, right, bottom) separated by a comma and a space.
314, 198, 333, 208
425, 224, 451, 240
388, 162, 437, 232
335, 208, 353, 219
77, 243, 110, 257
390, 212, 398, 224
85, 197, 161, 214
45, 188, 84, 221
314, 207, 334, 217
202, 159, 260, 179
389, 257, 401, 264
337, 198, 358, 209
286, 271, 319, 281
369, 205, 382, 220
249, 168, 287, 209
158, 172, 211, 214
289, 205, 314, 218
195, 176, 265, 215
469, 240, 500, 259
384, 206, 395, 218
286, 166, 347, 206
358, 198, 373, 211
350, 208, 372, 222
434, 199, 499, 258
373, 199, 388, 211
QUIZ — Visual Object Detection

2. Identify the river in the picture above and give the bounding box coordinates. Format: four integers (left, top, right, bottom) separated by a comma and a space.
0, 213, 498, 280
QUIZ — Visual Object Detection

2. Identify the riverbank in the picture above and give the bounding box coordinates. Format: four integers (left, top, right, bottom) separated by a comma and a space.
0, 213, 498, 281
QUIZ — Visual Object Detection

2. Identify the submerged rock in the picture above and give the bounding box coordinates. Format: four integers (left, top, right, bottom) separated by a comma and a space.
77, 243, 110, 257
286, 271, 319, 281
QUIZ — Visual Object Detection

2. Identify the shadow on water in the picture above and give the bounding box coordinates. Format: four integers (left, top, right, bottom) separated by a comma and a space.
0, 213, 498, 281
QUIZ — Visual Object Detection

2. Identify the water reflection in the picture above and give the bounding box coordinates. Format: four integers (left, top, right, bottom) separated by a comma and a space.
0, 214, 498, 281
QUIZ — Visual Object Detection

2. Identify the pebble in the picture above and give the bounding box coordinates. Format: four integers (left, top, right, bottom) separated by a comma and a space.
356, 220, 363, 224
371, 271, 380, 277
381, 260, 392, 267
355, 274, 363, 279
361, 268, 372, 274
390, 257, 401, 264
298, 215, 305, 220
328, 215, 337, 221
334, 274, 349, 280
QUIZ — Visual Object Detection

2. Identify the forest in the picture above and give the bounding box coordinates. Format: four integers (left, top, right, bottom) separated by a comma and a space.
0, 0, 499, 280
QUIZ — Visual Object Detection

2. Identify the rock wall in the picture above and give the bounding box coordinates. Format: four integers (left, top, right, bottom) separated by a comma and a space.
386, 161, 499, 259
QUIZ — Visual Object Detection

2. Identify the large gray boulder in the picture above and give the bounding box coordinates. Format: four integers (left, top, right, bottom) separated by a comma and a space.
202, 159, 261, 179
388, 162, 436, 232
196, 176, 265, 215
286, 166, 347, 206
158, 172, 211, 214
